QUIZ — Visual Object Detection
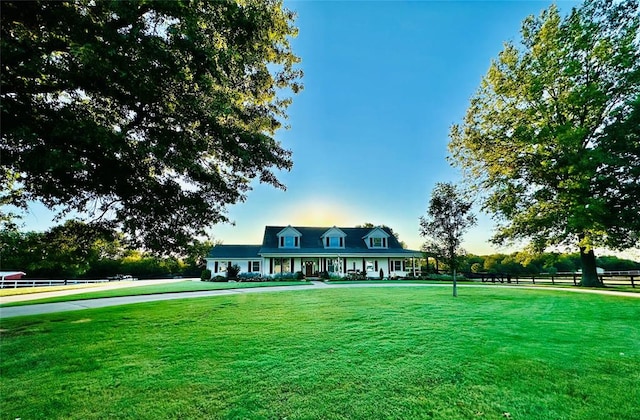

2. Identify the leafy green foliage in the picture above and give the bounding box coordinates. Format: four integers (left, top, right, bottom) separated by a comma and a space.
419, 183, 477, 273
448, 0, 640, 286
456, 252, 640, 275
0, 221, 212, 278
226, 263, 241, 279
200, 269, 212, 281
420, 182, 476, 296
1, 0, 302, 253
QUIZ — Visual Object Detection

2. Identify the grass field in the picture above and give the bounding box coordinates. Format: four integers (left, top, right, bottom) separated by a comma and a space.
0, 281, 311, 306
1, 287, 639, 419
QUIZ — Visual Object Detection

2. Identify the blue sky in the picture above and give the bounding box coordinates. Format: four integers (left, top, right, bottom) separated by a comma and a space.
20, 1, 590, 255
208, 0, 583, 253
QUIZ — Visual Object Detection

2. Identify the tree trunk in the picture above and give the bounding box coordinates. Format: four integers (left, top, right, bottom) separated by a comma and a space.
452, 268, 458, 297
579, 246, 600, 287
450, 248, 458, 297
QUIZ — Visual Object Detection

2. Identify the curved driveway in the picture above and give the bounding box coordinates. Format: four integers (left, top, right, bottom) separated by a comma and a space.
1, 281, 638, 319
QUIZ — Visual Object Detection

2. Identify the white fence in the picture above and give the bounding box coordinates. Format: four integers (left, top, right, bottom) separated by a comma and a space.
0, 279, 110, 289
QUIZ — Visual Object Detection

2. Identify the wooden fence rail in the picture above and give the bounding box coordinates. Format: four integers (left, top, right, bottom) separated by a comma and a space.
0, 279, 110, 289
474, 272, 636, 288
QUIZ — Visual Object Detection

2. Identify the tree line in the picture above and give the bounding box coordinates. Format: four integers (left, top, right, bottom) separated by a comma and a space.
451, 252, 640, 276
0, 221, 213, 279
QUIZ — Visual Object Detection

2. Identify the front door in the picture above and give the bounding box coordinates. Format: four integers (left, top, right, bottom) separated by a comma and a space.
305, 261, 314, 277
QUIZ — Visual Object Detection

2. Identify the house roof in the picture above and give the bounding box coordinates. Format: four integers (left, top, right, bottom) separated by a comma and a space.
206, 226, 422, 259
207, 245, 261, 259
261, 226, 401, 248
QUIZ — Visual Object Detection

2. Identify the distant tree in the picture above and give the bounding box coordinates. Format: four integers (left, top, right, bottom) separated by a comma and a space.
420, 182, 477, 297
448, 0, 640, 286
182, 239, 219, 276
596, 256, 640, 271
482, 254, 503, 274
1, 0, 302, 253
0, 220, 117, 278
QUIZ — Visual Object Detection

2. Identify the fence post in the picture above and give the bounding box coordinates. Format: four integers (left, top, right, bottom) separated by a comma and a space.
551, 276, 554, 285
631, 276, 635, 288
573, 274, 577, 286
532, 276, 535, 284
515, 276, 519, 284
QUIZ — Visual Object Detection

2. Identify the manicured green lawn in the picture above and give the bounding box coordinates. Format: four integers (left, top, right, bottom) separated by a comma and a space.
1, 287, 638, 419
0, 281, 311, 307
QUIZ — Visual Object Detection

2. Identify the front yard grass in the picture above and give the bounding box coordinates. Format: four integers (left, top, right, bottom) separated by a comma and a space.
1, 287, 639, 419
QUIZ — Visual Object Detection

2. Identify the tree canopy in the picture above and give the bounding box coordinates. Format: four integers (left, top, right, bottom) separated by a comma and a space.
448, 0, 640, 286
1, 0, 302, 253
419, 182, 477, 296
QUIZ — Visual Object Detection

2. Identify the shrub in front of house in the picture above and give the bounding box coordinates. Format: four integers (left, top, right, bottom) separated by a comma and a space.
213, 275, 226, 282
237, 272, 263, 282
295, 271, 305, 280
226, 264, 241, 280
200, 269, 212, 281
272, 272, 297, 280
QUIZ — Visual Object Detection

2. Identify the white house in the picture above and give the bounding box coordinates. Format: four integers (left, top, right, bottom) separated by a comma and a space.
205, 225, 422, 279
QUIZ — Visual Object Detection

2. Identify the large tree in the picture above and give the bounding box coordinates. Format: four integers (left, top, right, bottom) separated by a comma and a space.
1, 0, 302, 253
448, 0, 640, 286
419, 182, 477, 297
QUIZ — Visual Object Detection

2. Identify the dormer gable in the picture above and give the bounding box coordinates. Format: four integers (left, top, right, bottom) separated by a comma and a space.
277, 225, 302, 248
321, 226, 347, 248
362, 226, 390, 249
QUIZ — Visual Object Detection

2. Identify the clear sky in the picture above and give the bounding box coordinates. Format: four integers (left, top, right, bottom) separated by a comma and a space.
208, 0, 584, 253
24, 0, 623, 257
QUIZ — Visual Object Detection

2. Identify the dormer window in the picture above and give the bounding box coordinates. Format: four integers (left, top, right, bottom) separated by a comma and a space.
363, 226, 390, 249
280, 236, 299, 248
326, 236, 343, 247
277, 226, 302, 249
370, 237, 387, 248
322, 227, 346, 249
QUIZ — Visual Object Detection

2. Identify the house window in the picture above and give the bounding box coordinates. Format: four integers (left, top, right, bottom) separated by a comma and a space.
251, 261, 260, 272
366, 261, 374, 272
273, 258, 291, 273
327, 237, 343, 248
370, 237, 384, 248
281, 236, 298, 248
392, 260, 402, 271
